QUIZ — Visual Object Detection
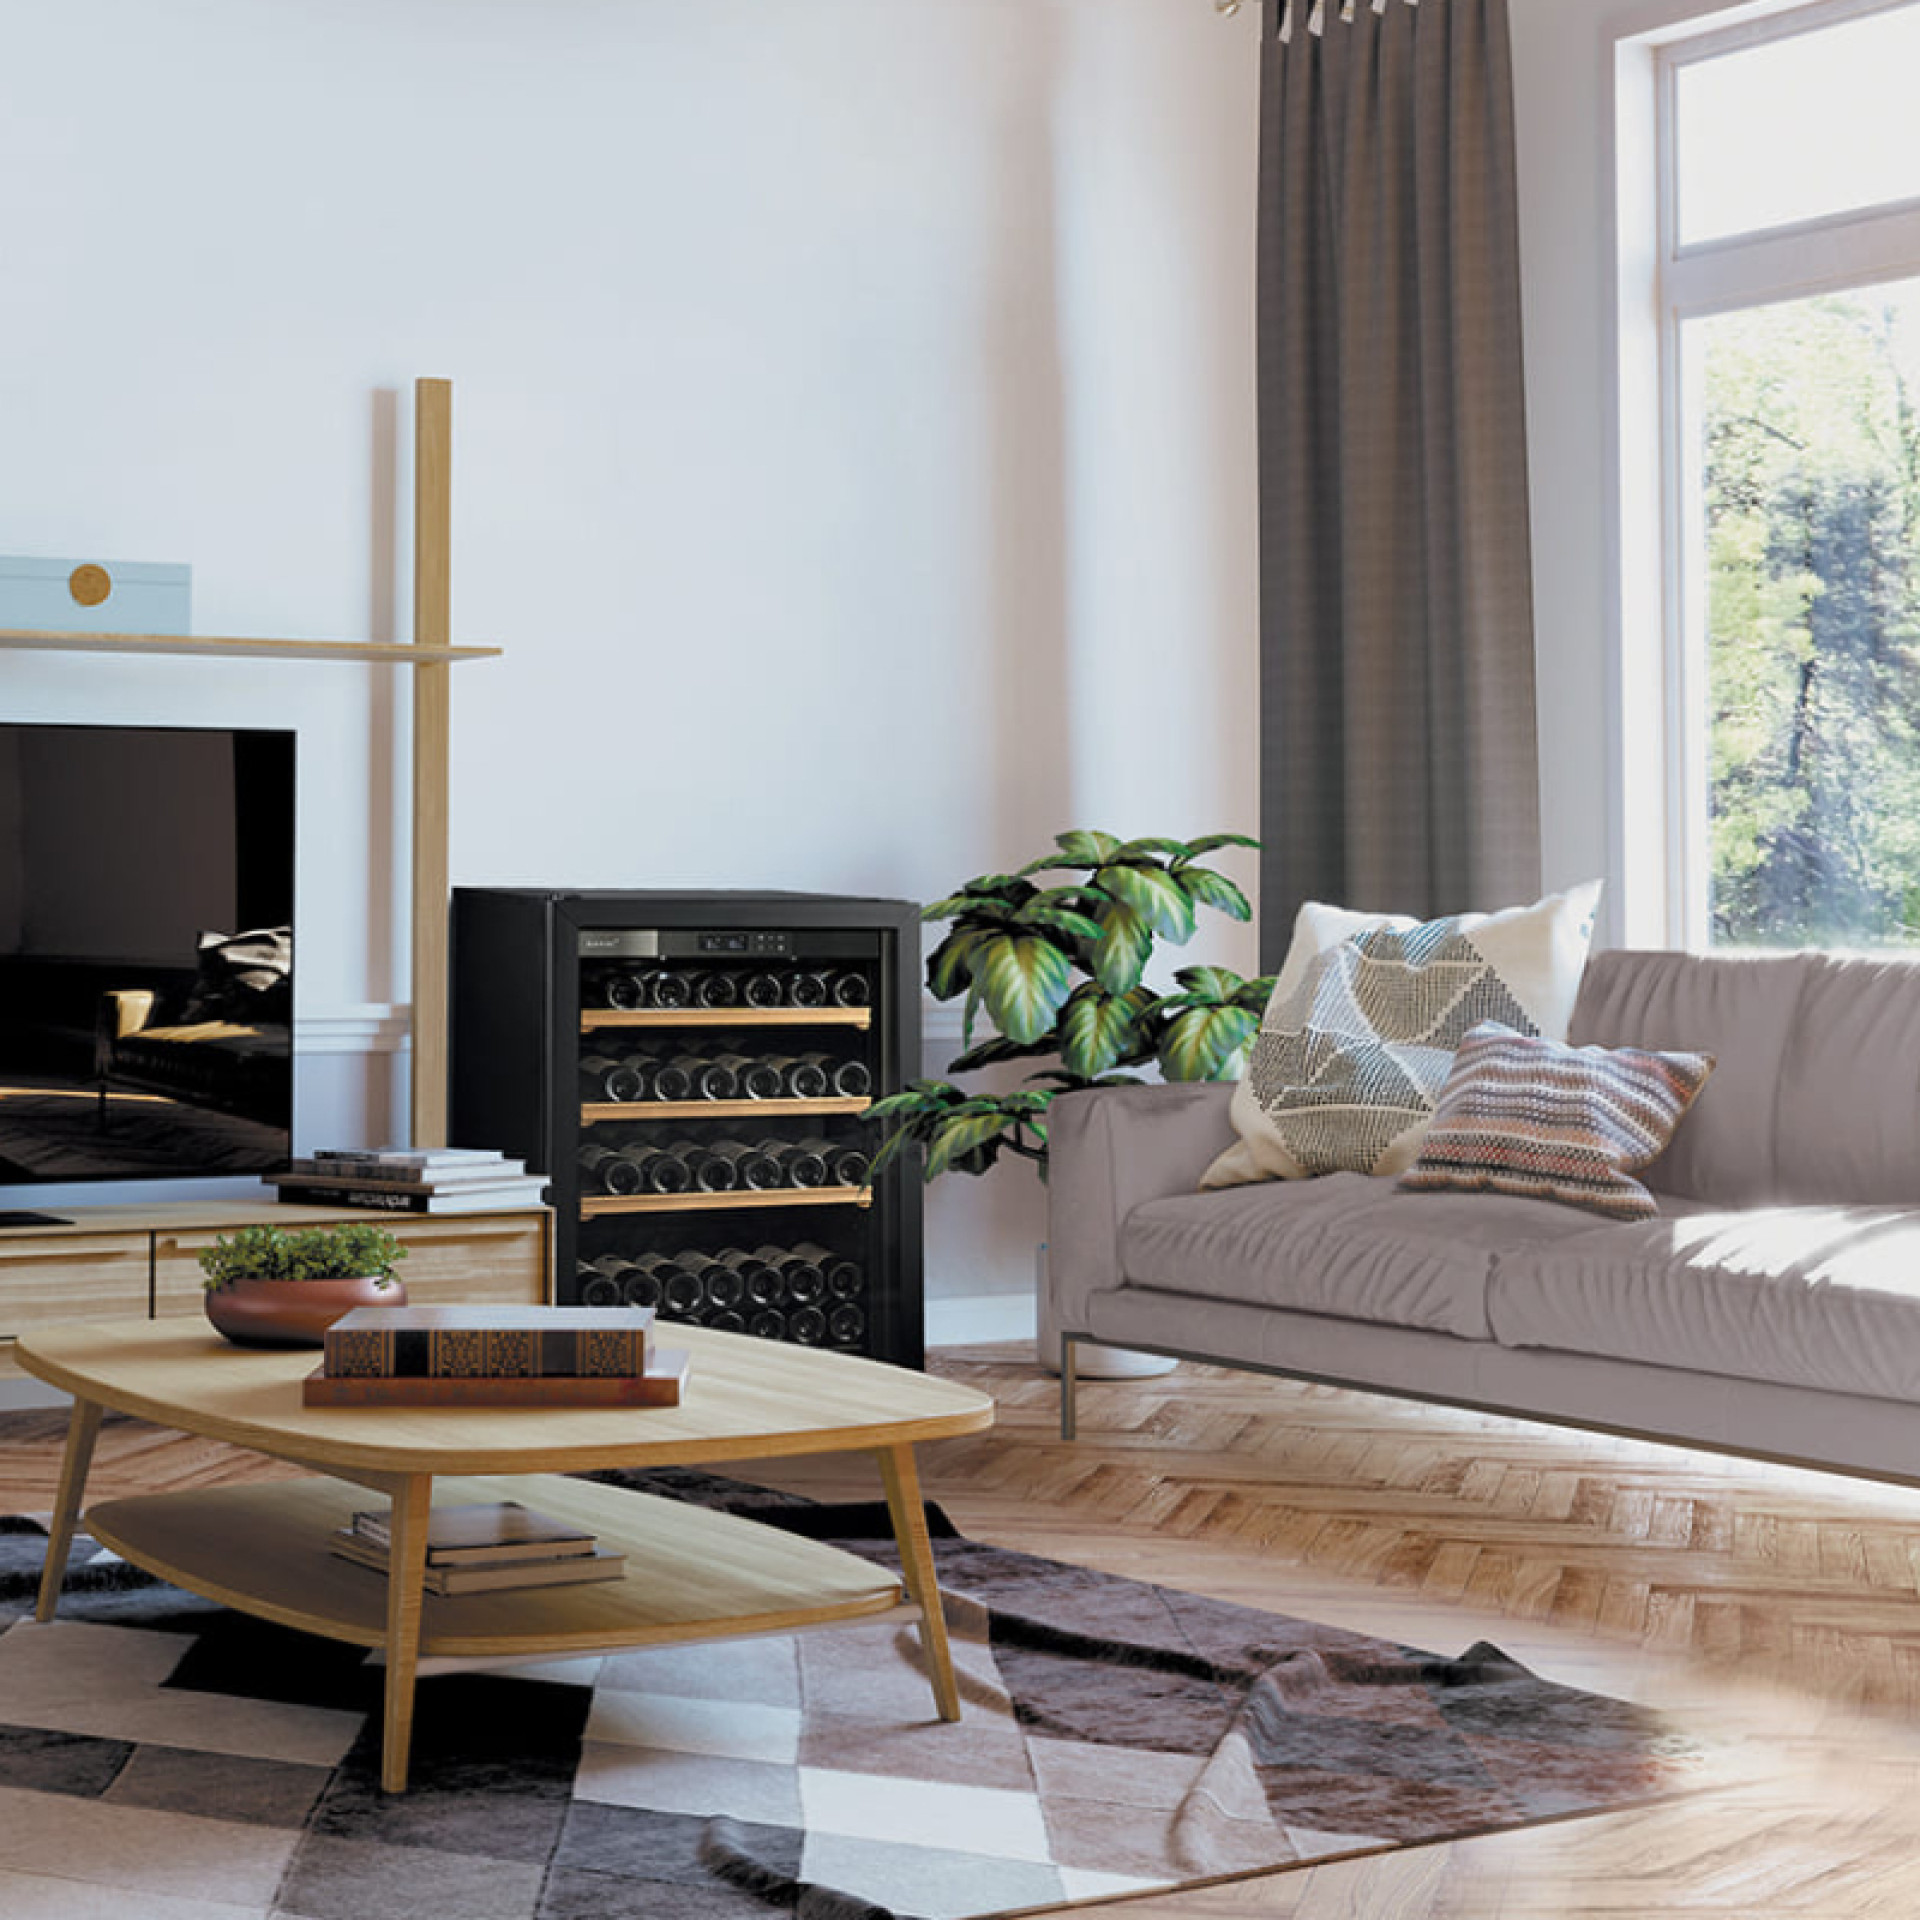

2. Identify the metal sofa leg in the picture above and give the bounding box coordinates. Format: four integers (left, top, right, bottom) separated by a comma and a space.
1060, 1333, 1079, 1441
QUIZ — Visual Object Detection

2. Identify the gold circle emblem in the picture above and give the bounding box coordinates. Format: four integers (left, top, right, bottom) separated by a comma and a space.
68, 564, 112, 608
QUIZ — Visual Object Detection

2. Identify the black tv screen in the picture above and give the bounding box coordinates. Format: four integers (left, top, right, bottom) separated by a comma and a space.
0, 723, 295, 1185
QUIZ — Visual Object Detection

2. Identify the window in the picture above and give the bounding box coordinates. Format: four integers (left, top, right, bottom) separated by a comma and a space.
1614, 0, 1920, 950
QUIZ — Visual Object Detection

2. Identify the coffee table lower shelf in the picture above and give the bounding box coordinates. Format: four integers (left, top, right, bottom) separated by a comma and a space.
82, 1472, 912, 1660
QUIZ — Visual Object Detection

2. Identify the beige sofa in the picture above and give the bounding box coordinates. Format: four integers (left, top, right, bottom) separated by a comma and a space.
1046, 947, 1920, 1485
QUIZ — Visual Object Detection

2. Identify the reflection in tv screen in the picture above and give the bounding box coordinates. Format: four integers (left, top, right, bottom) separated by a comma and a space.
0, 724, 295, 1185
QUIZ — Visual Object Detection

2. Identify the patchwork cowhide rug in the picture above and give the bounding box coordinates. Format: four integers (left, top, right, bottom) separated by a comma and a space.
0, 1468, 1708, 1919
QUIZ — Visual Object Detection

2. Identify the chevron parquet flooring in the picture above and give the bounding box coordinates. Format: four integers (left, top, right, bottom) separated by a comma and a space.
9, 1344, 1920, 1916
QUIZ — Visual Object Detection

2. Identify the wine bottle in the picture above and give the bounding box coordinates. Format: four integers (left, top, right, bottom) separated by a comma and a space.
792, 1051, 872, 1099
827, 970, 871, 1008
579, 1143, 643, 1195
579, 1052, 648, 1102
790, 1304, 828, 1345
706, 1138, 784, 1189
760, 1138, 829, 1188
623, 1252, 695, 1309
796, 1136, 871, 1187
664, 1053, 738, 1101
715, 1246, 783, 1299
828, 1302, 865, 1344
748, 1306, 787, 1340
795, 1241, 863, 1298
600, 970, 648, 1011
782, 970, 831, 1008
705, 1052, 784, 1101
759, 1054, 830, 1100
706, 1308, 747, 1334
701, 1266, 746, 1311
680, 969, 741, 1008
608, 1143, 696, 1195
666, 1139, 737, 1192
662, 1269, 704, 1316
639, 967, 693, 1009
741, 972, 786, 1009
752, 1243, 824, 1302
644, 1054, 697, 1103
580, 1272, 624, 1307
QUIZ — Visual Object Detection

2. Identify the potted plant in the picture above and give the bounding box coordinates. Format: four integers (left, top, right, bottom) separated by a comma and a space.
199, 1221, 410, 1349
867, 829, 1269, 1371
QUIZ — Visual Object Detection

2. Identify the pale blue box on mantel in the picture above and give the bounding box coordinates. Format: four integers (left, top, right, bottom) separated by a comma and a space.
0, 556, 191, 634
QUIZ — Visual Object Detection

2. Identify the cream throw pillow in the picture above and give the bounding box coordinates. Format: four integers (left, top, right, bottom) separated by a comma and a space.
1201, 881, 1603, 1188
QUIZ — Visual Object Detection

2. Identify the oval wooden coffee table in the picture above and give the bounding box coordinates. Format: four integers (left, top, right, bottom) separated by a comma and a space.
18, 1319, 994, 1791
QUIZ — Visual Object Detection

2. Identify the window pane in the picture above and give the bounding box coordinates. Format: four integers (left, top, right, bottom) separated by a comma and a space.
1689, 281, 1920, 948
1676, 4, 1920, 246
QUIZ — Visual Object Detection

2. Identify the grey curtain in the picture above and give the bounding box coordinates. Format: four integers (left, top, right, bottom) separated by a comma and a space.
1257, 0, 1539, 968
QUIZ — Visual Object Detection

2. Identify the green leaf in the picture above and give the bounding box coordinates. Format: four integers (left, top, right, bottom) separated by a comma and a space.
926, 1107, 1027, 1179
1052, 829, 1124, 867
1157, 1004, 1258, 1082
974, 931, 1074, 1043
1114, 835, 1193, 861
1176, 866, 1252, 921
1234, 974, 1278, 1010
1169, 963, 1248, 1002
1095, 863, 1197, 943
1088, 900, 1153, 995
1179, 832, 1259, 856
1058, 983, 1152, 1078
921, 880, 1030, 921
1016, 906, 1106, 944
925, 926, 989, 1001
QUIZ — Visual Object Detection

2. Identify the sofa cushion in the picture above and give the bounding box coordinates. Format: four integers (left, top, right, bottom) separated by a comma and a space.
1773, 953, 1920, 1206
1398, 1022, 1715, 1220
1566, 948, 1811, 1206
1203, 882, 1601, 1189
1487, 1204, 1920, 1403
1121, 1176, 1609, 1340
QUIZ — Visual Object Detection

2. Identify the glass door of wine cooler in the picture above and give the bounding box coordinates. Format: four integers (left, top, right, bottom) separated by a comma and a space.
562, 924, 911, 1365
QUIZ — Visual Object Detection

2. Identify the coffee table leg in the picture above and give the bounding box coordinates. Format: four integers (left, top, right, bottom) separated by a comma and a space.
877, 1443, 960, 1722
36, 1396, 104, 1623
380, 1474, 434, 1792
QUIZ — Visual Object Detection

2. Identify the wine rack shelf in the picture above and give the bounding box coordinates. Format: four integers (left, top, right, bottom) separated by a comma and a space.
581, 1009, 872, 1032
579, 1186, 872, 1219
582, 1098, 871, 1125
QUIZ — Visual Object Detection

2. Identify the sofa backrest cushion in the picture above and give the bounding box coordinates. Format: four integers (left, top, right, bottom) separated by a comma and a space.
1773, 954, 1920, 1206
1566, 949, 1812, 1205
1570, 947, 1920, 1207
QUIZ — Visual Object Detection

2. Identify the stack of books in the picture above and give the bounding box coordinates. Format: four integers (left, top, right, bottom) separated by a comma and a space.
267, 1146, 551, 1214
328, 1498, 626, 1595
302, 1303, 690, 1406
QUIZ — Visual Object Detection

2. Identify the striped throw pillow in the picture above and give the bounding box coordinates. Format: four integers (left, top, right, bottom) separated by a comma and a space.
1397, 1022, 1715, 1220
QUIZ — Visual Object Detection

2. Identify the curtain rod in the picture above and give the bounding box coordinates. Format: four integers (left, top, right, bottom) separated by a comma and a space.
1219, 0, 1420, 31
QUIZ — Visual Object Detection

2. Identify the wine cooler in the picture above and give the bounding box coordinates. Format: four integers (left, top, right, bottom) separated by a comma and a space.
448, 890, 924, 1368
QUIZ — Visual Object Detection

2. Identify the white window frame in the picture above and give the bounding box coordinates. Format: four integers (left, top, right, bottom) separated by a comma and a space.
1608, 0, 1920, 950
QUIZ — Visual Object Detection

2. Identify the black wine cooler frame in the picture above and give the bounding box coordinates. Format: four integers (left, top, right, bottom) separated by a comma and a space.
449, 890, 925, 1369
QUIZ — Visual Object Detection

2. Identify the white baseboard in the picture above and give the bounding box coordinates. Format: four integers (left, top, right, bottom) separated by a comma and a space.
926, 1291, 1036, 1349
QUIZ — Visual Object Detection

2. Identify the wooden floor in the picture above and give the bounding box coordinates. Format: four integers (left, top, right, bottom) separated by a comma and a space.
9, 1344, 1920, 1917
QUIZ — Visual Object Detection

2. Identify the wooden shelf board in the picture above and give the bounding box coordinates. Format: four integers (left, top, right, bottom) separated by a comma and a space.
582, 1098, 871, 1124
83, 1472, 908, 1658
581, 1008, 871, 1031
580, 1186, 871, 1219
0, 628, 500, 666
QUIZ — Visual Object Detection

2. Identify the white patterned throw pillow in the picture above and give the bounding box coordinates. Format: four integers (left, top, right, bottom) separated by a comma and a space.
1201, 881, 1602, 1187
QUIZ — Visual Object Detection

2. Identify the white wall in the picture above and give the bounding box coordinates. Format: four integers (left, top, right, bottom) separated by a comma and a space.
0, 0, 1262, 1326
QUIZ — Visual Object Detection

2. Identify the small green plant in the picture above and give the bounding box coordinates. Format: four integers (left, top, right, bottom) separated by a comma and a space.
197, 1222, 408, 1291
868, 829, 1271, 1182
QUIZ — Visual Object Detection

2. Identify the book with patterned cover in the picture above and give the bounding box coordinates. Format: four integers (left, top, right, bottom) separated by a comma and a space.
322, 1304, 654, 1379
302, 1349, 690, 1408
